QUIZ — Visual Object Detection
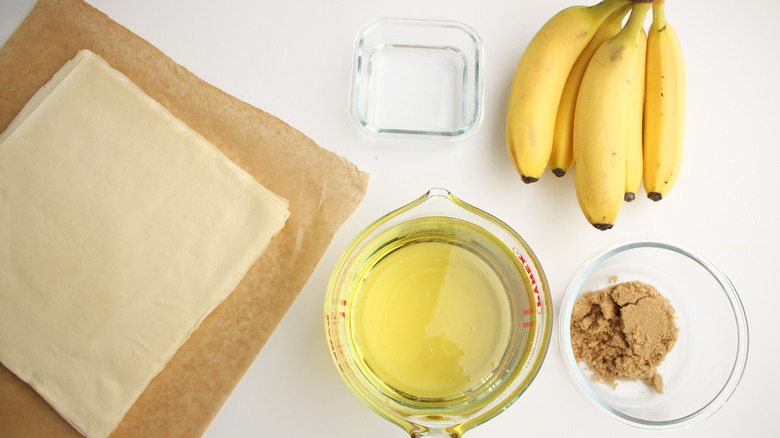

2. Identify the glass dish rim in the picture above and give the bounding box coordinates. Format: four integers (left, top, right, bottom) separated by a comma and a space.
557, 236, 750, 430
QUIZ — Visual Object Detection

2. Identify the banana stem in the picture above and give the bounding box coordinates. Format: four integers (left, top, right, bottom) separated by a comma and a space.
626, 2, 651, 32
593, 0, 632, 18
651, 0, 667, 30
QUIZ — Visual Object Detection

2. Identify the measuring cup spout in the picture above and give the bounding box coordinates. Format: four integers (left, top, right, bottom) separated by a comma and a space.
400, 188, 481, 223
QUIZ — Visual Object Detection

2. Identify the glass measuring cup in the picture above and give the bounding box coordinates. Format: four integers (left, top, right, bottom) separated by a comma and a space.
324, 188, 552, 437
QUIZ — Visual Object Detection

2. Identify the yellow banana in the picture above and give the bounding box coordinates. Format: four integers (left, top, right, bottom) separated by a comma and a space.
506, 0, 629, 183
643, 0, 685, 201
573, 2, 650, 230
624, 26, 647, 201
550, 5, 629, 177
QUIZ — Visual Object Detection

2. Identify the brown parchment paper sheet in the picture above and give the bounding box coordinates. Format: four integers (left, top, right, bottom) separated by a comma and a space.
0, 0, 369, 436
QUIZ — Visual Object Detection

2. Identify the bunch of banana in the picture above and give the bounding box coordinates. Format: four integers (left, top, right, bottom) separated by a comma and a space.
506, 0, 686, 230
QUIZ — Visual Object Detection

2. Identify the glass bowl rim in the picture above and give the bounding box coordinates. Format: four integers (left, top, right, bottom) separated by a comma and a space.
557, 236, 750, 430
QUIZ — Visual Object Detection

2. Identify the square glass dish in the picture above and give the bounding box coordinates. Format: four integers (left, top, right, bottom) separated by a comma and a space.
350, 18, 484, 140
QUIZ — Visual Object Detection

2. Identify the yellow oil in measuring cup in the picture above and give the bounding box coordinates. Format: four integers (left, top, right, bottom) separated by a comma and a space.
326, 189, 551, 437
353, 233, 513, 401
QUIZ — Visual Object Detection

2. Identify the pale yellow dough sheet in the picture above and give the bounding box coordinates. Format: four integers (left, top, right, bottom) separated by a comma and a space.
0, 50, 290, 438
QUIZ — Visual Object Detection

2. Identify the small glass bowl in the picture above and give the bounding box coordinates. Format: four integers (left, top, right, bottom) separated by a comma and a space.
559, 238, 749, 430
349, 18, 484, 140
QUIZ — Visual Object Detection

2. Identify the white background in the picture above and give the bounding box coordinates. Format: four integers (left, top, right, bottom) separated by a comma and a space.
2, 0, 778, 437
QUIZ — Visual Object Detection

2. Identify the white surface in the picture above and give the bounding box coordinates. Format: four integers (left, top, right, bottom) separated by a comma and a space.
1, 0, 778, 436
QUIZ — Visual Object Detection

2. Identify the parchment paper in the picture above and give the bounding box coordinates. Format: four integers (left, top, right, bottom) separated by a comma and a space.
0, 0, 369, 436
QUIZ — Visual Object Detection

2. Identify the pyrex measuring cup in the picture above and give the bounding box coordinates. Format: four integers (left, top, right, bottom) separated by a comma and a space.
325, 189, 552, 437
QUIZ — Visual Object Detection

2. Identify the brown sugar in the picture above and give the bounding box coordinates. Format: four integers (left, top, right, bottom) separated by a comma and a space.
570, 280, 678, 393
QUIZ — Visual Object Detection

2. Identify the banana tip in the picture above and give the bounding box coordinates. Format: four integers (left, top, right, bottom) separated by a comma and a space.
551, 168, 566, 178
592, 223, 614, 231
647, 192, 663, 202
521, 175, 539, 184
624, 192, 636, 202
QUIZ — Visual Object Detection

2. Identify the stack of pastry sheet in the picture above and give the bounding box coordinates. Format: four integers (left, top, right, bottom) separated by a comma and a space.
0, 50, 290, 438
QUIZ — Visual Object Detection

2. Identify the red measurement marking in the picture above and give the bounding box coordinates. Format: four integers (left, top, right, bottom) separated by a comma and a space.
523, 309, 531, 316
339, 299, 347, 306
513, 247, 544, 315
534, 285, 542, 314
513, 248, 526, 264
522, 321, 532, 328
